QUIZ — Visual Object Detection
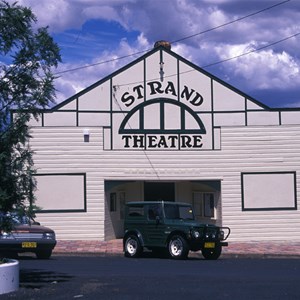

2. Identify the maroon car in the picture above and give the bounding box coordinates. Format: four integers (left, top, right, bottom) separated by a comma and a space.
0, 212, 56, 259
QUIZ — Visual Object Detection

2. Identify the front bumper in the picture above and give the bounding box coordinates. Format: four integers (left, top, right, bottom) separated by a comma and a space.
0, 240, 56, 253
189, 226, 230, 251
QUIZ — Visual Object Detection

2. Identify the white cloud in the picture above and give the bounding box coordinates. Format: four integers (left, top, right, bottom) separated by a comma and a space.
7, 0, 300, 107
16, 0, 138, 32
82, 6, 119, 21
16, 0, 82, 31
53, 33, 151, 102
214, 42, 300, 91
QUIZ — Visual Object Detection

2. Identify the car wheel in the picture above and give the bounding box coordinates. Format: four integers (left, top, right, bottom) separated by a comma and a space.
36, 249, 52, 259
202, 244, 222, 260
124, 235, 142, 258
168, 235, 189, 259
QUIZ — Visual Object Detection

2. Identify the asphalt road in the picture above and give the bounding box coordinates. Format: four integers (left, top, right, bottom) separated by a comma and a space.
2, 253, 300, 300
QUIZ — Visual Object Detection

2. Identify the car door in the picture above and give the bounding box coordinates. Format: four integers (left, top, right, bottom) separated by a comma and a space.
143, 204, 166, 247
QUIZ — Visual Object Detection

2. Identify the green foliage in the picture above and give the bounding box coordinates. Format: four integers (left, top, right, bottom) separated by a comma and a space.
0, 257, 10, 264
0, 1, 61, 216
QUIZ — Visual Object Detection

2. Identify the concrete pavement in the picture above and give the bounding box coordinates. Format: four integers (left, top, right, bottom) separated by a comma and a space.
53, 239, 300, 257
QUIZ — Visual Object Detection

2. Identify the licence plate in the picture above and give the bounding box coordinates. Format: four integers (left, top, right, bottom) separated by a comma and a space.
204, 242, 215, 249
22, 242, 37, 248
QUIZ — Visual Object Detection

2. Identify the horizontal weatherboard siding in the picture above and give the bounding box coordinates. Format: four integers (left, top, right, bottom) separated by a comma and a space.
29, 124, 300, 242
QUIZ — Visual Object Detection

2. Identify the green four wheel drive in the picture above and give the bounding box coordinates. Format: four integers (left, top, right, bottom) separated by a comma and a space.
123, 201, 230, 260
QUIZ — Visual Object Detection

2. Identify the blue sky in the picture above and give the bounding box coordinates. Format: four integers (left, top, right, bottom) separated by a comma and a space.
11, 0, 300, 108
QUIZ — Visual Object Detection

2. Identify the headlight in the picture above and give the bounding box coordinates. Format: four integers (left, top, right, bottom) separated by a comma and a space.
191, 230, 200, 239
205, 232, 216, 239
43, 232, 56, 240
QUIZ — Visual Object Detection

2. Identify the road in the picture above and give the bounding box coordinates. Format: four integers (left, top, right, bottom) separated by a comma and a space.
2, 253, 300, 299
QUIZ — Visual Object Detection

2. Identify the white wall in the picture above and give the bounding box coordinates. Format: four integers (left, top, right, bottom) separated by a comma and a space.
220, 125, 300, 241
30, 124, 300, 242
31, 127, 105, 241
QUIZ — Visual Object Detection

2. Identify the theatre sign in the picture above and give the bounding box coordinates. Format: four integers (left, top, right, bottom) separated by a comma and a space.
32, 41, 275, 153
116, 80, 207, 150
105, 44, 218, 151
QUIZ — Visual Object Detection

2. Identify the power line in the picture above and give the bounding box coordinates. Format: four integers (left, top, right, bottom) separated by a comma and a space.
113, 31, 300, 88
54, 50, 150, 75
53, 0, 290, 76
201, 32, 300, 68
171, 0, 290, 44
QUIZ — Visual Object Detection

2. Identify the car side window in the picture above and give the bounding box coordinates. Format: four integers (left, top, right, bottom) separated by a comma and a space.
147, 204, 162, 220
127, 205, 145, 217
164, 204, 178, 219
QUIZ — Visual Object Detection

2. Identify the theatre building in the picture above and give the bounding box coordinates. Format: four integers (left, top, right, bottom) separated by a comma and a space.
29, 42, 300, 242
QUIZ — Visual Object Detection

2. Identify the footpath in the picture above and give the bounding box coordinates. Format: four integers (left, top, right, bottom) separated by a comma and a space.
53, 240, 300, 258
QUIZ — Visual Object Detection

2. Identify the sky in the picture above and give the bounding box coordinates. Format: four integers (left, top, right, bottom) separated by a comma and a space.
10, 0, 300, 108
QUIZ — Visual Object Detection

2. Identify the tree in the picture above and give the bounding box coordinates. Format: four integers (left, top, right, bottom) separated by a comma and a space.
0, 1, 61, 217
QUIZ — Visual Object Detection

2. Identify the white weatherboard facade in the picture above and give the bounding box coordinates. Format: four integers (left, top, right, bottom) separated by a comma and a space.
29, 45, 300, 242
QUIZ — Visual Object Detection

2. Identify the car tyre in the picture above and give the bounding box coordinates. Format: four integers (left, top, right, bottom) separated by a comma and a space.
36, 249, 52, 259
168, 235, 189, 259
201, 244, 222, 260
124, 235, 142, 258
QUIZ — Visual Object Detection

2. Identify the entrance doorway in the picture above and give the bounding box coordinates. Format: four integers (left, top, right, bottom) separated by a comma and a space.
144, 182, 175, 202
105, 180, 222, 240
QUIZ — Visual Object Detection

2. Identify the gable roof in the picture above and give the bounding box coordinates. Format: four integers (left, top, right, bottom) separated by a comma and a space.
53, 45, 273, 111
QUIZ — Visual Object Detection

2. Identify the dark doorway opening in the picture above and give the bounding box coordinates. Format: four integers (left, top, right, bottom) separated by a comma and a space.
144, 182, 175, 202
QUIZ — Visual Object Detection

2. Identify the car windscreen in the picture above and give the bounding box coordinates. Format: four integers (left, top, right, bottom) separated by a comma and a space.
1, 214, 31, 225
164, 204, 195, 220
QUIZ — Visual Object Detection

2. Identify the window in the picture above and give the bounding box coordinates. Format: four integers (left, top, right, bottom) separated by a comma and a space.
242, 172, 297, 211
34, 173, 86, 212
204, 193, 215, 218
178, 205, 194, 220
193, 192, 215, 218
119, 192, 125, 219
110, 193, 117, 212
127, 205, 144, 217
164, 204, 194, 220
147, 204, 162, 220
192, 192, 203, 218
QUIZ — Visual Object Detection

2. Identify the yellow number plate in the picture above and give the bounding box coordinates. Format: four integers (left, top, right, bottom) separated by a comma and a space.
204, 242, 215, 249
22, 242, 37, 248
